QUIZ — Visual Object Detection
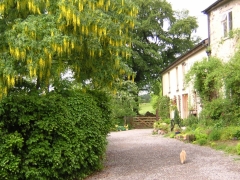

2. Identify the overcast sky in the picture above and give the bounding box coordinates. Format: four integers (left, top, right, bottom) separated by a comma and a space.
167, 0, 217, 40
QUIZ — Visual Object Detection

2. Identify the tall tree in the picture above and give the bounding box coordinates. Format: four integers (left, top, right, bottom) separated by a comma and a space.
130, 0, 200, 92
0, 0, 137, 98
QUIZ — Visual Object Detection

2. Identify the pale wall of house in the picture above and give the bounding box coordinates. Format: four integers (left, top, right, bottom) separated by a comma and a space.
162, 48, 207, 119
210, 0, 240, 61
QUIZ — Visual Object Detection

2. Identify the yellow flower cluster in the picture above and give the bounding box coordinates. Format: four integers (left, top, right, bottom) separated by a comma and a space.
27, 1, 40, 14
9, 47, 27, 61
0, 0, 139, 98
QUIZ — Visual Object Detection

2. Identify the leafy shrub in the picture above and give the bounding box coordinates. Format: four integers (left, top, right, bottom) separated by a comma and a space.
162, 118, 171, 124
153, 120, 169, 132
220, 126, 240, 140
0, 89, 112, 179
151, 95, 170, 120
184, 115, 199, 127
201, 98, 227, 121
185, 57, 223, 102
233, 130, 240, 140
208, 129, 221, 141
197, 138, 208, 146
169, 133, 175, 138
173, 109, 181, 127
236, 143, 240, 155
117, 126, 126, 131
194, 127, 208, 140
225, 146, 237, 154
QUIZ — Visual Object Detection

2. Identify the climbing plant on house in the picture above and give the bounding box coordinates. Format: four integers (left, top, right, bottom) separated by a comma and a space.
185, 42, 240, 125
185, 57, 224, 103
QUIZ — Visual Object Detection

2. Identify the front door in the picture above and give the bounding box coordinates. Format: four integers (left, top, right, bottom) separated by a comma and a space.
182, 94, 188, 119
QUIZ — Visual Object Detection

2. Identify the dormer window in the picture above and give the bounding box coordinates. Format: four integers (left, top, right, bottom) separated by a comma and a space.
222, 11, 232, 37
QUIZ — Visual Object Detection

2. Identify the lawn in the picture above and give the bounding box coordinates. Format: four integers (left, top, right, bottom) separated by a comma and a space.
139, 103, 155, 115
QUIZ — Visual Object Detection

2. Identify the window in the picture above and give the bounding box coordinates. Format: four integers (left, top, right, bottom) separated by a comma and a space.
182, 62, 186, 90
176, 67, 179, 91
178, 95, 181, 115
222, 11, 233, 37
168, 72, 171, 93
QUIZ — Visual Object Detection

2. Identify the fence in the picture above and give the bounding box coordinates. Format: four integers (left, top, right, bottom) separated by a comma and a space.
130, 117, 157, 129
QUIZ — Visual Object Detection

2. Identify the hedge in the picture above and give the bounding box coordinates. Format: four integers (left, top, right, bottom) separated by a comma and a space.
0, 89, 112, 179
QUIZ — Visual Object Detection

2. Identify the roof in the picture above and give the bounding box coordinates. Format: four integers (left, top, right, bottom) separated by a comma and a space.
160, 38, 208, 75
202, 0, 228, 14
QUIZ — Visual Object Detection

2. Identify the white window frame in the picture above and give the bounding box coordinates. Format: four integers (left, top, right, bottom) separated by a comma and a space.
168, 72, 171, 94
176, 67, 179, 91
182, 62, 186, 90
221, 10, 233, 37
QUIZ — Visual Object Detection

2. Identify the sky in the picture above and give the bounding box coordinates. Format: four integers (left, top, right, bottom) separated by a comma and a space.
167, 0, 217, 40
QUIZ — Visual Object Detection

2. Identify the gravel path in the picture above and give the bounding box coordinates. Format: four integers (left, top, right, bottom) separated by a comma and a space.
85, 129, 240, 180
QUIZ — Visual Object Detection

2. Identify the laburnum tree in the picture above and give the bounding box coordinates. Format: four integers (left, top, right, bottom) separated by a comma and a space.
0, 0, 138, 98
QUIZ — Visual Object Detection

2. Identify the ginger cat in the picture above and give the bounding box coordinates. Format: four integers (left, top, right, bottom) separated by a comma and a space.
180, 150, 186, 164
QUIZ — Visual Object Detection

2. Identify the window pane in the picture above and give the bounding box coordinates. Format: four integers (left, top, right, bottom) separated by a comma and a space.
223, 21, 227, 37
228, 11, 233, 31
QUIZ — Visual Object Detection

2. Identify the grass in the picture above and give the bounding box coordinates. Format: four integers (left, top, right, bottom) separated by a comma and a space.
139, 103, 155, 115
211, 140, 239, 155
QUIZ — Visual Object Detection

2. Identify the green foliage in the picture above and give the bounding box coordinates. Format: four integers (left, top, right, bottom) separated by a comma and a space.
162, 118, 171, 124
169, 133, 175, 138
185, 57, 224, 102
220, 126, 240, 140
0, 88, 112, 179
225, 146, 237, 154
233, 130, 240, 140
190, 127, 208, 145
197, 138, 208, 146
110, 81, 138, 120
150, 82, 170, 119
139, 103, 155, 115
153, 121, 169, 132
183, 115, 199, 127
116, 126, 127, 131
224, 49, 240, 106
208, 129, 221, 141
140, 94, 151, 103
182, 35, 240, 128
194, 127, 208, 141
236, 143, 240, 155
151, 94, 170, 120
173, 109, 181, 127
0, 0, 137, 97
130, 0, 199, 90
200, 98, 233, 123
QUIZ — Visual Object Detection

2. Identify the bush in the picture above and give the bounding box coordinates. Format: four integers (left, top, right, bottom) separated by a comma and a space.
162, 118, 171, 124
0, 89, 112, 179
197, 138, 208, 146
236, 143, 240, 155
220, 126, 240, 140
194, 127, 208, 141
153, 120, 169, 132
208, 129, 221, 141
184, 115, 199, 127
233, 130, 240, 140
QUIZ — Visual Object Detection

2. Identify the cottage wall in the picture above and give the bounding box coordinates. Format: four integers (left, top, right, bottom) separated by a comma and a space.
209, 0, 240, 61
162, 47, 207, 119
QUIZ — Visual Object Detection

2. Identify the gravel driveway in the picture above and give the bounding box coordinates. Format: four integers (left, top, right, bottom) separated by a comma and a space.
85, 129, 240, 180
